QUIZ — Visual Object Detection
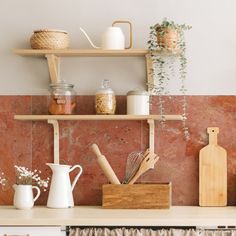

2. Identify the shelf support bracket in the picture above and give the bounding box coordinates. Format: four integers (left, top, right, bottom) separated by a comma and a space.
145, 53, 154, 94
45, 54, 60, 84
147, 119, 155, 154
48, 119, 60, 164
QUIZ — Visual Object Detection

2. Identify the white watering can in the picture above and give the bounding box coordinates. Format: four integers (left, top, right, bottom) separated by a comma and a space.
46, 163, 83, 208
80, 20, 132, 50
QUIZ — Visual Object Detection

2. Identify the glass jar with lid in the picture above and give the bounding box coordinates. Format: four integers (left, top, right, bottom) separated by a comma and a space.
95, 79, 116, 115
48, 82, 76, 115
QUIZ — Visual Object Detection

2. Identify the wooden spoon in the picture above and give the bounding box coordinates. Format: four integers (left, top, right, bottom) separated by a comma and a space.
127, 152, 159, 184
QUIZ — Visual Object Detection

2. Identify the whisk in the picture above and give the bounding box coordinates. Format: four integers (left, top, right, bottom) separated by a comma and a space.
123, 149, 149, 184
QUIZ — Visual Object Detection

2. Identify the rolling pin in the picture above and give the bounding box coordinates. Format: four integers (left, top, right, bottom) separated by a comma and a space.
91, 144, 120, 184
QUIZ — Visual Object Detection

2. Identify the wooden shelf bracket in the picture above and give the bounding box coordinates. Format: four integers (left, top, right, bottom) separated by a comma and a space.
48, 119, 60, 164
45, 54, 60, 83
145, 53, 154, 93
147, 119, 155, 154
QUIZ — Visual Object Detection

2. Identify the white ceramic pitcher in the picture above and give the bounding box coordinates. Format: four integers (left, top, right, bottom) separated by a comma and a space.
13, 184, 41, 210
46, 163, 83, 208
80, 20, 132, 50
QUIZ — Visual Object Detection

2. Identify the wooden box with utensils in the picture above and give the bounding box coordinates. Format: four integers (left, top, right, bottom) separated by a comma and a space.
102, 183, 171, 209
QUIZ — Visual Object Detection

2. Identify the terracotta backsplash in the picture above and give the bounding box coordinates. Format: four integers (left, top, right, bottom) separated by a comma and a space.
0, 95, 236, 206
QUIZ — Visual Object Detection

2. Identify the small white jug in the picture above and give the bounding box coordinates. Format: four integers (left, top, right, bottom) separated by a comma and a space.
13, 184, 41, 210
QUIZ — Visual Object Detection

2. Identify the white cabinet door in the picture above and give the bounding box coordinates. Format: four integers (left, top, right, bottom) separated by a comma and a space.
0, 227, 61, 236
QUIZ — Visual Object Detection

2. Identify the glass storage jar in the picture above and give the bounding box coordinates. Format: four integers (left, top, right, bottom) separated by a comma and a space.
48, 82, 76, 115
95, 80, 116, 115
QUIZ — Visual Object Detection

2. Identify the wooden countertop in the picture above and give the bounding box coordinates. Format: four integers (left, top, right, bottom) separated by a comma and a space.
0, 206, 236, 227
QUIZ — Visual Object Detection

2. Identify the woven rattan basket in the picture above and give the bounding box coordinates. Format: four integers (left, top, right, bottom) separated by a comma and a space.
30, 29, 69, 49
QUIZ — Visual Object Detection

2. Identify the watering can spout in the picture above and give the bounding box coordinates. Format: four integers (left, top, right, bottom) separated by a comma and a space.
80, 27, 100, 49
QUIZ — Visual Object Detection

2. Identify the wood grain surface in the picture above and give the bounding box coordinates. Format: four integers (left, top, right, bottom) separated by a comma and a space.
102, 183, 171, 209
199, 127, 227, 206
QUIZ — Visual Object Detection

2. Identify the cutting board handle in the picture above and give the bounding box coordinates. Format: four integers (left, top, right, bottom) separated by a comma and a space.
207, 127, 219, 145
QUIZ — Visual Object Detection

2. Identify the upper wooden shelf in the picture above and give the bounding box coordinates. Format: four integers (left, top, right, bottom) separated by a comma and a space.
13, 49, 180, 57
13, 49, 149, 57
14, 114, 183, 121
13, 48, 181, 89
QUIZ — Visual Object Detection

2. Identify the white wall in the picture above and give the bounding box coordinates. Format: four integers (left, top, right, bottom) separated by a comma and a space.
1, 0, 236, 95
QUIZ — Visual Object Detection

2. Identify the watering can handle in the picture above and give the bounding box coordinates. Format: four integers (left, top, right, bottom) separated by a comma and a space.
69, 165, 83, 191
112, 20, 132, 49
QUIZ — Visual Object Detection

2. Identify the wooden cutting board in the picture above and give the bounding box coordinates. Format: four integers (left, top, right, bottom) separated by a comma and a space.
199, 127, 227, 206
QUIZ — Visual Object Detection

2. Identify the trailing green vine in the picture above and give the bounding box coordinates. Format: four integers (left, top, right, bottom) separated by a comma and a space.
147, 18, 191, 139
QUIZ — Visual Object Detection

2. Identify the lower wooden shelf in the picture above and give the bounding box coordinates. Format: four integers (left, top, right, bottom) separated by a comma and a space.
14, 114, 183, 121
14, 114, 183, 164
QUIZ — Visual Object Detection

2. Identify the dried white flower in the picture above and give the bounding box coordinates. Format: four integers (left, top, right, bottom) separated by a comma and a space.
0, 172, 7, 186
14, 165, 50, 191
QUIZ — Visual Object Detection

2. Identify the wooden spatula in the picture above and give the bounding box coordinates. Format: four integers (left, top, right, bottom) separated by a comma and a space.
128, 151, 159, 184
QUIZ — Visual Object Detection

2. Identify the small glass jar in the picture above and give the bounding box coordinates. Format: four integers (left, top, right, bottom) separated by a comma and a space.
95, 80, 116, 115
48, 82, 76, 115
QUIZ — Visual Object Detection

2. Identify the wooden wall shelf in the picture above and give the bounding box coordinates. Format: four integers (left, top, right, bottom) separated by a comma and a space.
13, 49, 178, 57
13, 49, 149, 57
13, 49, 183, 165
14, 114, 183, 121
13, 48, 179, 89
14, 114, 183, 164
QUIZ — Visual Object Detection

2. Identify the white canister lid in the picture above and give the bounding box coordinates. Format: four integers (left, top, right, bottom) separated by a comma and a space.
127, 90, 149, 96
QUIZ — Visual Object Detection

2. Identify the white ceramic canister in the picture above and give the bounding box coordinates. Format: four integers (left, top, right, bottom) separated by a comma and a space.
127, 90, 150, 115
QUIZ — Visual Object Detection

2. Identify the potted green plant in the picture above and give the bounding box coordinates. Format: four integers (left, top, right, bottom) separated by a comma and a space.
147, 18, 191, 139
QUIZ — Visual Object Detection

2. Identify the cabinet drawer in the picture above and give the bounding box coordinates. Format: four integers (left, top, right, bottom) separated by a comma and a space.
0, 227, 61, 236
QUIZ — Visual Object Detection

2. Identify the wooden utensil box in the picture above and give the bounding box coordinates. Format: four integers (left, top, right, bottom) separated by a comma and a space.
102, 183, 171, 209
